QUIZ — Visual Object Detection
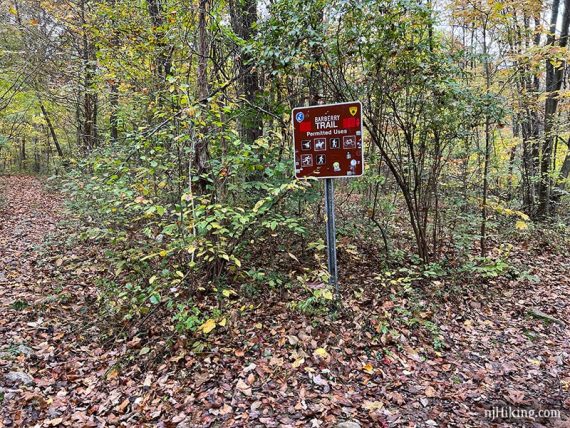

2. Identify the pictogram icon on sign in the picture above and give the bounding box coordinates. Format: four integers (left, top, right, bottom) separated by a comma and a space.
343, 135, 356, 149
301, 154, 313, 166
314, 138, 326, 151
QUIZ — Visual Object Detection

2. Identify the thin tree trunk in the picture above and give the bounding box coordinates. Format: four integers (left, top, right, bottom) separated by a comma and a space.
39, 101, 64, 157
538, 0, 569, 217
109, 0, 119, 143
481, 22, 492, 257
193, 0, 210, 192
80, 0, 98, 151
229, 0, 261, 143
109, 83, 119, 143
20, 138, 26, 170
147, 0, 173, 94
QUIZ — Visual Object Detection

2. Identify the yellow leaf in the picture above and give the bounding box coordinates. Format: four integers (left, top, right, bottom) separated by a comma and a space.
218, 318, 227, 327
362, 363, 374, 374
253, 199, 265, 212
149, 275, 157, 284
362, 400, 383, 411
292, 357, 305, 368
321, 289, 333, 300
515, 220, 528, 230
313, 348, 329, 358
200, 319, 216, 334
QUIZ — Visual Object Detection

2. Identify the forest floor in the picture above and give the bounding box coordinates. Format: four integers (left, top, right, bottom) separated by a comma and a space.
1, 175, 569, 428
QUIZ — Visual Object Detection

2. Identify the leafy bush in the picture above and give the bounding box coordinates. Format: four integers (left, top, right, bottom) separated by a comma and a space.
62, 99, 316, 330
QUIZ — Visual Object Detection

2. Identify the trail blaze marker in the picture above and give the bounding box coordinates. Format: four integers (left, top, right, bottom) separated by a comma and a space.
292, 101, 364, 301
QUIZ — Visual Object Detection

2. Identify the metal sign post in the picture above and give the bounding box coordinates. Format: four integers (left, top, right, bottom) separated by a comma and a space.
324, 178, 338, 298
291, 101, 364, 301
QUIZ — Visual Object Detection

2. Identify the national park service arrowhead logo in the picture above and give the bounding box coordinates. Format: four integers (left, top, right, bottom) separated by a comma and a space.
349, 106, 358, 116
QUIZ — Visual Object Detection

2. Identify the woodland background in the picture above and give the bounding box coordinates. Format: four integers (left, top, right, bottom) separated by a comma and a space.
1, 0, 570, 426
0, 0, 569, 329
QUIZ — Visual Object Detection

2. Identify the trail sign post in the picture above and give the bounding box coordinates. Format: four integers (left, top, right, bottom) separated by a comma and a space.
292, 101, 364, 299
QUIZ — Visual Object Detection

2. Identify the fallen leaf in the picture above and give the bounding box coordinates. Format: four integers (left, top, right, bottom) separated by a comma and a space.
425, 385, 436, 397
46, 417, 63, 426
507, 388, 526, 404
200, 319, 216, 334
313, 348, 329, 358
236, 379, 252, 396
362, 400, 383, 411
311, 374, 329, 388
292, 357, 305, 368
143, 374, 153, 387
106, 368, 119, 380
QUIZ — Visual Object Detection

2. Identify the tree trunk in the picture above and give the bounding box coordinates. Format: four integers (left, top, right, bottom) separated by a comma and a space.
39, 101, 64, 157
193, 0, 210, 192
537, 0, 569, 218
109, 0, 119, 143
109, 82, 119, 143
229, 0, 261, 144
147, 0, 173, 90
81, 0, 98, 151
480, 23, 492, 257
552, 136, 570, 201
20, 138, 26, 170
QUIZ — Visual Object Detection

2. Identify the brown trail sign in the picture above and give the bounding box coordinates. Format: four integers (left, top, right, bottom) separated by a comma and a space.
291, 101, 365, 302
292, 101, 363, 179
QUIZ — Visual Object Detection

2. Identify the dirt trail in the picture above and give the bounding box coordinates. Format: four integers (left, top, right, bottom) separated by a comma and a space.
0, 176, 104, 427
1, 175, 570, 427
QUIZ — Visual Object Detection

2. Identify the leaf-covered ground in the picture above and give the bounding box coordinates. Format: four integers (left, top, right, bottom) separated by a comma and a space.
1, 176, 569, 427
